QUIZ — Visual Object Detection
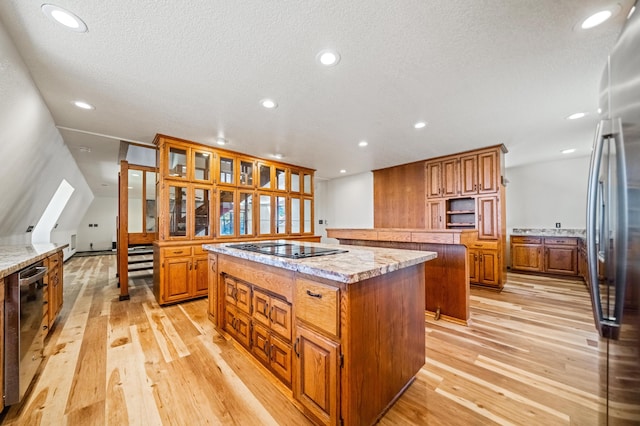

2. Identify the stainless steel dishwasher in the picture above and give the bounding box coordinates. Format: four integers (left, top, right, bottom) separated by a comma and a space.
4, 262, 48, 406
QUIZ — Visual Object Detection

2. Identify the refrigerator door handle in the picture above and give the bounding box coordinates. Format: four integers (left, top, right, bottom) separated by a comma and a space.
586, 118, 628, 339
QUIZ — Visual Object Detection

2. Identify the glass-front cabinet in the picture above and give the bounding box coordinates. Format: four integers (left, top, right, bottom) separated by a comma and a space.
218, 189, 235, 237
156, 136, 315, 240
238, 158, 255, 187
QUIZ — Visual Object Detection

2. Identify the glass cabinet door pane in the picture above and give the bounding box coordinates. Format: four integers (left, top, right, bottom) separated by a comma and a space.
219, 156, 234, 184
303, 199, 312, 233
168, 147, 188, 178
145, 171, 157, 232
219, 190, 235, 236
239, 192, 253, 236
291, 172, 300, 192
291, 198, 301, 233
169, 185, 188, 237
128, 170, 143, 233
194, 188, 211, 237
194, 151, 211, 181
276, 196, 286, 234
259, 164, 271, 188
303, 173, 312, 194
259, 195, 272, 235
240, 160, 254, 186
276, 168, 286, 191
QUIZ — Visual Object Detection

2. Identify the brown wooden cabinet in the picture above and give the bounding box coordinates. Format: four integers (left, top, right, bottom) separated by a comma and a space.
45, 251, 64, 329
153, 244, 209, 305
477, 196, 499, 239
510, 236, 543, 272
153, 134, 317, 305
426, 199, 445, 229
510, 235, 580, 276
294, 323, 340, 426
0, 277, 4, 412
426, 157, 459, 199
468, 241, 500, 288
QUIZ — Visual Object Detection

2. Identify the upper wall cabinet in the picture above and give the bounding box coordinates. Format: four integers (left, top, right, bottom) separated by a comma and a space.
426, 146, 505, 199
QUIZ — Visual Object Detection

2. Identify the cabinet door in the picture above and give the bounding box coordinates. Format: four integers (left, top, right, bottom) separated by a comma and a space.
545, 246, 578, 275
208, 255, 218, 324
164, 257, 191, 302
479, 250, 499, 286
270, 334, 292, 385
468, 249, 480, 283
426, 200, 445, 230
511, 244, 543, 271
294, 324, 340, 426
251, 322, 271, 365
235, 281, 252, 315
270, 298, 292, 341
459, 154, 478, 195
234, 312, 252, 348
441, 158, 459, 197
252, 288, 271, 327
477, 196, 498, 239
478, 150, 499, 193
425, 161, 442, 199
224, 276, 238, 305
193, 256, 209, 296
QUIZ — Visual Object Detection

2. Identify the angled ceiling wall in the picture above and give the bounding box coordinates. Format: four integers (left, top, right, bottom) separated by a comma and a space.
0, 20, 93, 243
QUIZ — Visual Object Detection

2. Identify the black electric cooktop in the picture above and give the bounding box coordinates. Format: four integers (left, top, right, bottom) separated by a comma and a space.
227, 242, 347, 259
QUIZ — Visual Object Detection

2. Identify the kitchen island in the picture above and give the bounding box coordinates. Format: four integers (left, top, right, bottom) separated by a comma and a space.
204, 241, 436, 426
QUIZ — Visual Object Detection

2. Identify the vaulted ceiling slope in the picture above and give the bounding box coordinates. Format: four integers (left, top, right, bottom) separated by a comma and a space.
0, 1, 634, 198
0, 21, 93, 241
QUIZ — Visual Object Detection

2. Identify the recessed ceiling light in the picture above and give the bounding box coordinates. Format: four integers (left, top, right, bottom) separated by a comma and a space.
566, 112, 586, 120
414, 121, 427, 129
562, 148, 576, 154
581, 10, 613, 29
316, 49, 341, 66
339, 169, 346, 174
628, 6, 636, 19
41, 4, 88, 32
272, 153, 284, 160
260, 99, 277, 109
216, 137, 227, 146
78, 146, 91, 153
74, 101, 94, 110
358, 141, 368, 147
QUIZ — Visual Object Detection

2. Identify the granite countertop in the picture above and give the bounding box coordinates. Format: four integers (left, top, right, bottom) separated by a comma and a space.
203, 241, 437, 284
0, 243, 68, 279
511, 228, 586, 238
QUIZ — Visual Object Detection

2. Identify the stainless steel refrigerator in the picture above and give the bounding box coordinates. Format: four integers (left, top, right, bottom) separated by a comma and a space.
586, 2, 640, 424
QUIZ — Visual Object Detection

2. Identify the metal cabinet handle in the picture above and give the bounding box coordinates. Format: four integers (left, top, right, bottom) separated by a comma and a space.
306, 290, 322, 299
294, 337, 300, 358
269, 306, 274, 322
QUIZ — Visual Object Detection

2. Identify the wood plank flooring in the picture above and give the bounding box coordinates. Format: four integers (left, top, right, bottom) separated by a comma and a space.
0, 255, 627, 425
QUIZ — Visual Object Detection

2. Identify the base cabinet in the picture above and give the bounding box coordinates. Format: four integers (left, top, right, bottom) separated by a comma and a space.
154, 244, 209, 305
294, 324, 340, 426
511, 235, 580, 276
45, 251, 64, 329
469, 248, 500, 287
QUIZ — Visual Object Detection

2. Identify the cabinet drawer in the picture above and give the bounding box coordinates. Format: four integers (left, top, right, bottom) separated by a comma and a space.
296, 279, 339, 337
511, 236, 542, 244
162, 247, 193, 258
469, 240, 498, 250
544, 237, 577, 246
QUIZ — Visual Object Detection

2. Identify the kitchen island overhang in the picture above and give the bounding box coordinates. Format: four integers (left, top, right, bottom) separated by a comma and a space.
204, 241, 436, 426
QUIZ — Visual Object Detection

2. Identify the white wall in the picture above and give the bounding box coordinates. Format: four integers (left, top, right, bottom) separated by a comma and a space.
0, 19, 93, 255
322, 172, 374, 243
77, 197, 118, 252
505, 155, 590, 231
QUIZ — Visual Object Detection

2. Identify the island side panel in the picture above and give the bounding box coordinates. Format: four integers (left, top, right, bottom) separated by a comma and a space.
335, 239, 468, 323
340, 263, 426, 426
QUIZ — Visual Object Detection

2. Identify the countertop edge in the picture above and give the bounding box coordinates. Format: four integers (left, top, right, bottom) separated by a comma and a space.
203, 243, 436, 284
0, 244, 68, 279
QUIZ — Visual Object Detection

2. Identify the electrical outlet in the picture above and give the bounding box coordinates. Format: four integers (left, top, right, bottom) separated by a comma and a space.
555, 222, 561, 228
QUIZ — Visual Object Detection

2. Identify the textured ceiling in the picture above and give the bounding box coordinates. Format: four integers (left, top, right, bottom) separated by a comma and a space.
0, 0, 634, 197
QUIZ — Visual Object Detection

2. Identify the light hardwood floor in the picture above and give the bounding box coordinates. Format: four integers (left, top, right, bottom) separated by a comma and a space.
0, 255, 620, 425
